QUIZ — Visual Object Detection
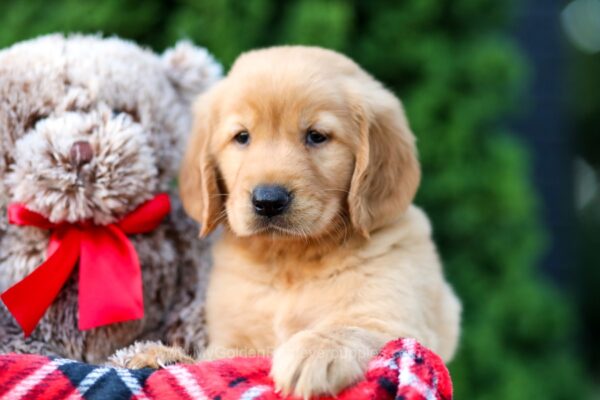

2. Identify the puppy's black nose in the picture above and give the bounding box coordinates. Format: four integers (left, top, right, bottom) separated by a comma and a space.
69, 141, 93, 167
252, 185, 291, 217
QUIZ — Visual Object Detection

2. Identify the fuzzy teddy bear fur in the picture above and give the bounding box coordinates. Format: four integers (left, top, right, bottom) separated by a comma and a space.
0, 34, 221, 363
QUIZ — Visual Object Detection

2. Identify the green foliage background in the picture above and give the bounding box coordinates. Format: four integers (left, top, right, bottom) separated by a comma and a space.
0, 0, 590, 398
571, 32, 600, 380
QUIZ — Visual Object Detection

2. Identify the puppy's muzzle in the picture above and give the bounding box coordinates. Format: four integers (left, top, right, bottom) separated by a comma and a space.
252, 185, 291, 217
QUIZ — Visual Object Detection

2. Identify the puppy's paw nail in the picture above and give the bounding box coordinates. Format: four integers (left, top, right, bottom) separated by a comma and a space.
107, 341, 193, 369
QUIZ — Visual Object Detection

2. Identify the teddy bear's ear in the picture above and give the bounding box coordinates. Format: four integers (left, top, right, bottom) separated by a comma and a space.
162, 40, 223, 103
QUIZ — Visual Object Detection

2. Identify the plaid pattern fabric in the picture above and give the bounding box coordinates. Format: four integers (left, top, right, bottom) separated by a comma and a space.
0, 338, 452, 400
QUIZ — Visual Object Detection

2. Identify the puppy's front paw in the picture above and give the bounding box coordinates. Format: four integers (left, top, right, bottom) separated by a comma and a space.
270, 329, 377, 399
107, 341, 195, 369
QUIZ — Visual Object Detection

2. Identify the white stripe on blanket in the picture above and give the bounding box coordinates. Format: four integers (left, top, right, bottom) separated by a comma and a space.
2, 358, 74, 400
397, 338, 436, 400
240, 385, 271, 400
115, 368, 150, 400
167, 365, 209, 400
66, 366, 111, 400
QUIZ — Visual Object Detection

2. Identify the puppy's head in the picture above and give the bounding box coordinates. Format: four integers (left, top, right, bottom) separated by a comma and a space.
180, 46, 420, 239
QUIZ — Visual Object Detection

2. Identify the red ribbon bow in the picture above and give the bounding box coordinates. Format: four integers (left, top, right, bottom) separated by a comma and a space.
1, 193, 171, 336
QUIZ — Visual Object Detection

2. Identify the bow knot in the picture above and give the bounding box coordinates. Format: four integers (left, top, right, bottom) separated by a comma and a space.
1, 193, 171, 336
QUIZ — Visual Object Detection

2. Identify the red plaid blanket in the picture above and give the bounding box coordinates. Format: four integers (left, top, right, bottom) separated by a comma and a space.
0, 338, 451, 400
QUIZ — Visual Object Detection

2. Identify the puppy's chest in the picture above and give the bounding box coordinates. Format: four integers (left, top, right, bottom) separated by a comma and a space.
224, 278, 323, 345
214, 253, 359, 346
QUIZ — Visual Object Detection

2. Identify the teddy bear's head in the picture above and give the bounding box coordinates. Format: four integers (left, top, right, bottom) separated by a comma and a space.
0, 34, 221, 225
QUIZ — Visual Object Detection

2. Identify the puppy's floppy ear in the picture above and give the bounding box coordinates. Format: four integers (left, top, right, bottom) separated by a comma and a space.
179, 90, 223, 237
347, 81, 421, 237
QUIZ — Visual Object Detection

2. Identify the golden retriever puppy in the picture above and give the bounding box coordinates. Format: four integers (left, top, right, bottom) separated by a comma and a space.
126, 46, 461, 398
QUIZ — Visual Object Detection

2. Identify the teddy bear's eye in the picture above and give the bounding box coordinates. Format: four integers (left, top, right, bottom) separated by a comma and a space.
24, 113, 48, 131
112, 108, 140, 122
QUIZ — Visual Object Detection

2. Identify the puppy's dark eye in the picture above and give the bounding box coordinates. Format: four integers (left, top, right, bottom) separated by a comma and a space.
306, 130, 328, 146
234, 131, 250, 146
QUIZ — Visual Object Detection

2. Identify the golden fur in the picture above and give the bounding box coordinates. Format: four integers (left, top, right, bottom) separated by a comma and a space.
178, 46, 459, 398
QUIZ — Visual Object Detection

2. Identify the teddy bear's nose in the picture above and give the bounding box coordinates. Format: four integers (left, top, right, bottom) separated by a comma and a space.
69, 141, 94, 167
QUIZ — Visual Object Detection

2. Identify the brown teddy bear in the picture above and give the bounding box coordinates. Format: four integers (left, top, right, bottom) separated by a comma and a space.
0, 34, 220, 363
